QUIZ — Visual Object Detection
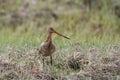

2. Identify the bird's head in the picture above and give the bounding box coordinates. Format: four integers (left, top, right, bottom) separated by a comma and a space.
48, 27, 70, 39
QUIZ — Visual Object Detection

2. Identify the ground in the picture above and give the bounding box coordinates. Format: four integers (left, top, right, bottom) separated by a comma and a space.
0, 0, 120, 80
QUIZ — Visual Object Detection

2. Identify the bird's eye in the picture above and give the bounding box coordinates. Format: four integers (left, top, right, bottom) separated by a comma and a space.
50, 28, 54, 31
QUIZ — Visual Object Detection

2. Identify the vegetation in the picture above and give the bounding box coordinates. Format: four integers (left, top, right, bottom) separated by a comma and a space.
0, 0, 120, 80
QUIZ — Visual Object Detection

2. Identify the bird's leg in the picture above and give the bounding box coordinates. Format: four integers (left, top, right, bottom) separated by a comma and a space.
50, 56, 52, 65
42, 57, 45, 67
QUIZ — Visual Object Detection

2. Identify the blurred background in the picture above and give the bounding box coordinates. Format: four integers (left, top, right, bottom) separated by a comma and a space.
0, 1, 120, 79
0, 0, 120, 45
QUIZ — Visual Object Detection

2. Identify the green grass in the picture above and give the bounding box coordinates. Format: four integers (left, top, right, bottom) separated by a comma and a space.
0, 0, 120, 80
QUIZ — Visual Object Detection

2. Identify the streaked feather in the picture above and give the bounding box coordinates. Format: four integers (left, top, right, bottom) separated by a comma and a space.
37, 42, 56, 57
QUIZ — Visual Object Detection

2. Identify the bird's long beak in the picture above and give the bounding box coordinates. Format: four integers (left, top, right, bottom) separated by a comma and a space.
53, 30, 70, 39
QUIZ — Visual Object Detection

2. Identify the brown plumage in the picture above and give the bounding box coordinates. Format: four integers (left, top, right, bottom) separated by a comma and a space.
37, 27, 70, 66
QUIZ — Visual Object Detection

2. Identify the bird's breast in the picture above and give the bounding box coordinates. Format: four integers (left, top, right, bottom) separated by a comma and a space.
38, 42, 56, 57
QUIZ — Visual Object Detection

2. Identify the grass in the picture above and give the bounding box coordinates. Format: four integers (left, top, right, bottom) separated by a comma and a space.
0, 0, 120, 80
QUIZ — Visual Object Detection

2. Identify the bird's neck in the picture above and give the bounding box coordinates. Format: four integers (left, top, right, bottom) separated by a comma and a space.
45, 32, 52, 43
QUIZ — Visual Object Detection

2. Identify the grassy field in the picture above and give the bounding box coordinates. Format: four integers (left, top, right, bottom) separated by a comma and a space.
0, 0, 120, 80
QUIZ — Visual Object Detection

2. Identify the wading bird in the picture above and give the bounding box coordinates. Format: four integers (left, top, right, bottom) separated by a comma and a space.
37, 27, 70, 66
